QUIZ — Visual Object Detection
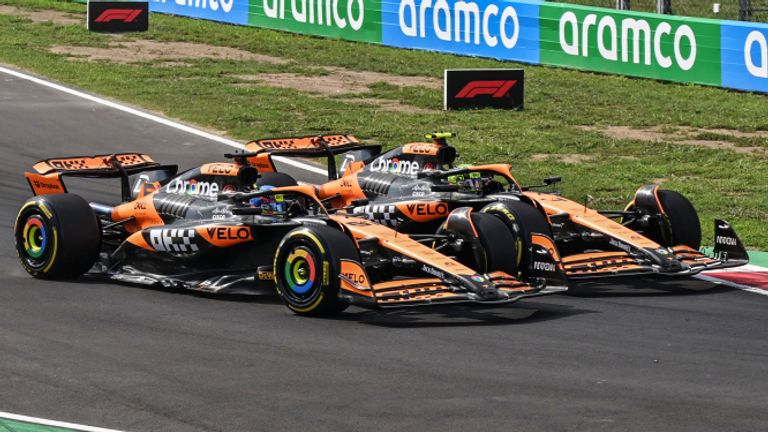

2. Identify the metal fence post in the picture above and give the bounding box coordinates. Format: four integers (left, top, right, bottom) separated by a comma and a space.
740, 0, 753, 20
616, 0, 630, 11
657, 0, 671, 14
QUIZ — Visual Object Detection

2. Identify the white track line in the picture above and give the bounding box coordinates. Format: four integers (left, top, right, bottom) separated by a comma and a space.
0, 65, 328, 176
696, 274, 768, 296
0, 411, 125, 432
0, 64, 326, 432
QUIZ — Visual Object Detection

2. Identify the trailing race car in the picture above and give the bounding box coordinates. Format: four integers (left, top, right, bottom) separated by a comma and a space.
245, 133, 750, 280
14, 151, 567, 316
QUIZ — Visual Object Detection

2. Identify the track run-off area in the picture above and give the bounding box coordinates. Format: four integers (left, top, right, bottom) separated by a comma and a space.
1, 66, 767, 432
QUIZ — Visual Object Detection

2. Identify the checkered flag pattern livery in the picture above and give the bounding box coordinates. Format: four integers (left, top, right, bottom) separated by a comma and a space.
353, 205, 400, 227
148, 228, 200, 253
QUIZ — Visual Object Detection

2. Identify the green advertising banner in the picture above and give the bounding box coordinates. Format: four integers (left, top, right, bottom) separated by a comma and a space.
248, 0, 382, 42
146, 0, 768, 93
539, 3, 721, 86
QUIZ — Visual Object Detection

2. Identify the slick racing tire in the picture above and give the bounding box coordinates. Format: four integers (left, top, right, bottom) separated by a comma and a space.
438, 212, 519, 277
481, 200, 551, 275
14, 194, 101, 279
274, 226, 359, 316
630, 190, 702, 250
257, 172, 298, 189
657, 190, 701, 249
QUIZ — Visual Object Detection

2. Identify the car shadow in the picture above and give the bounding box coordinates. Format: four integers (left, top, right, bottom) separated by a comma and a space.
331, 300, 595, 328
566, 277, 734, 298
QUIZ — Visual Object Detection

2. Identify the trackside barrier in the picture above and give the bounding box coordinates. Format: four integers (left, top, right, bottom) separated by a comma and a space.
98, 0, 768, 92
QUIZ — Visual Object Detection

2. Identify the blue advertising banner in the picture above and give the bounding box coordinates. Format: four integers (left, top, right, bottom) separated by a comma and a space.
381, 0, 541, 64
721, 20, 768, 93
149, 0, 249, 25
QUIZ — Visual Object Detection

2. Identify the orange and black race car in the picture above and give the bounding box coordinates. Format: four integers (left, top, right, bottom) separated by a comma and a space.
245, 133, 750, 280
14, 151, 567, 316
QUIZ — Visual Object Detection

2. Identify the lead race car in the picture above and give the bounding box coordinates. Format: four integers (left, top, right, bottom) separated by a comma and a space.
244, 133, 750, 280
14, 151, 567, 316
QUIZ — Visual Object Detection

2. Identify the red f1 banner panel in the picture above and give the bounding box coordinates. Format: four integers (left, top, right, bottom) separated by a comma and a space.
444, 69, 524, 111
88, 1, 149, 32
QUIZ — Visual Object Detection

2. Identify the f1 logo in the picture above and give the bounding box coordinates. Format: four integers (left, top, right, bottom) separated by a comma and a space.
88, 1, 149, 32
94, 9, 143, 23
444, 69, 524, 110
455, 80, 518, 99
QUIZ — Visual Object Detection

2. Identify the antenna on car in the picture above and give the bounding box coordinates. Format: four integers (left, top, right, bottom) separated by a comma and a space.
223, 149, 253, 166
425, 132, 456, 146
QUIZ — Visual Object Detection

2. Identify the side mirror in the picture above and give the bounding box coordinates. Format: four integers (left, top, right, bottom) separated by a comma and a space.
544, 176, 562, 185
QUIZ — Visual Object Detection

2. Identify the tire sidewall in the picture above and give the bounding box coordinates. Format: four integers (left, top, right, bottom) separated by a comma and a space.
14, 198, 61, 278
274, 228, 334, 313
274, 226, 357, 315
481, 200, 550, 273
14, 194, 101, 279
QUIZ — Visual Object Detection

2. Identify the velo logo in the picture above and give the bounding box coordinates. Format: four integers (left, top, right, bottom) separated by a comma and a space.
88, 1, 149, 32
455, 80, 518, 99
444, 69, 524, 110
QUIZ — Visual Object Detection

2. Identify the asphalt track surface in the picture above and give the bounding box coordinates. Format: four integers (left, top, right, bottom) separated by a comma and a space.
1, 68, 767, 432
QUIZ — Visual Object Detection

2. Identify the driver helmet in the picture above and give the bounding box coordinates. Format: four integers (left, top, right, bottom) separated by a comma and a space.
249, 185, 287, 215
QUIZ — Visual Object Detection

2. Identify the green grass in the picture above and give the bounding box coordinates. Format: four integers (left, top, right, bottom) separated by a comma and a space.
1, 0, 767, 249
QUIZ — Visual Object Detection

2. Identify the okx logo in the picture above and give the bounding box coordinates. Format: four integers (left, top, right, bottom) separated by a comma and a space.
88, 1, 149, 32
445, 69, 524, 110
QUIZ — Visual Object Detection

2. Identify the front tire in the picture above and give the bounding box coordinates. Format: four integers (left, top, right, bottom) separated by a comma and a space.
481, 200, 551, 275
274, 225, 359, 316
14, 194, 101, 279
631, 190, 701, 249
438, 211, 518, 277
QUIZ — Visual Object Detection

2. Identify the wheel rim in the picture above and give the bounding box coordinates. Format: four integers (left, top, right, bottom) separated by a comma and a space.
284, 246, 318, 295
19, 213, 51, 268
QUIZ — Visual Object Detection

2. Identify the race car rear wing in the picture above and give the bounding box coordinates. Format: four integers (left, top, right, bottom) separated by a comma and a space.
226, 134, 381, 180
25, 153, 178, 202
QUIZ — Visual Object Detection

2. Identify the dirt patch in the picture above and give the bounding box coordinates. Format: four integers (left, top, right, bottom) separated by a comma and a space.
231, 71, 439, 113
579, 125, 767, 155
232, 68, 440, 95
50, 37, 439, 113
344, 98, 434, 114
0, 5, 82, 25
50, 41, 290, 64
530, 154, 595, 164
325, 67, 441, 89
234, 73, 367, 95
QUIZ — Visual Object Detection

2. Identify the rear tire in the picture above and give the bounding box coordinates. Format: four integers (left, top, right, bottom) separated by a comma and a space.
274, 225, 359, 316
14, 194, 101, 279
